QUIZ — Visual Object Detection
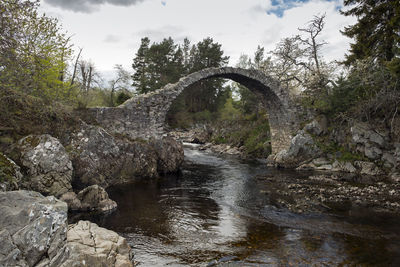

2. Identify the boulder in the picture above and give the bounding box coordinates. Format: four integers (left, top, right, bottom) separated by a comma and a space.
350, 123, 386, 148
61, 220, 133, 267
304, 116, 327, 136
389, 172, 400, 183
117, 140, 159, 181
60, 192, 82, 211
332, 160, 357, 173
0, 152, 22, 191
12, 135, 72, 197
274, 130, 321, 168
68, 123, 159, 188
364, 144, 382, 160
153, 137, 184, 174
354, 161, 384, 176
0, 190, 69, 267
382, 152, 397, 168
61, 185, 117, 212
77, 185, 117, 212
68, 123, 121, 187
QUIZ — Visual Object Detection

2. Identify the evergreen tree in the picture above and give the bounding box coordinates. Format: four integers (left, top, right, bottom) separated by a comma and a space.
131, 37, 150, 94
341, 0, 400, 64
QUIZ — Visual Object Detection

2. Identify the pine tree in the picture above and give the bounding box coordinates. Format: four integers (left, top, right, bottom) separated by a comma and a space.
341, 0, 400, 64
131, 37, 150, 94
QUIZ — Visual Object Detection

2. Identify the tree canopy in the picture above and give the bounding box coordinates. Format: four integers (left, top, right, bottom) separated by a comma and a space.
341, 0, 400, 64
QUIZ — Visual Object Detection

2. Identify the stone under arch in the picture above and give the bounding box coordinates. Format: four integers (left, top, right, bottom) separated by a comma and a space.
88, 67, 299, 154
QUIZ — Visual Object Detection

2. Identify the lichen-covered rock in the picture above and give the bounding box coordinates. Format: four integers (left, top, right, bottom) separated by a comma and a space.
274, 130, 321, 168
61, 220, 133, 267
68, 123, 121, 187
0, 152, 22, 191
117, 140, 159, 181
60, 192, 83, 211
152, 136, 184, 174
0, 190, 69, 267
68, 123, 159, 188
304, 116, 327, 136
351, 123, 387, 148
13, 134, 72, 197
77, 185, 117, 212
61, 185, 117, 212
354, 161, 384, 176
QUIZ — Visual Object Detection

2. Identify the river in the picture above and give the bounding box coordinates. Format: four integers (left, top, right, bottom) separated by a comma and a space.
74, 143, 400, 266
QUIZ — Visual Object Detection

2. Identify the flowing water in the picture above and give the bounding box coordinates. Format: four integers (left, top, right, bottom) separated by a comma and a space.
76, 144, 400, 266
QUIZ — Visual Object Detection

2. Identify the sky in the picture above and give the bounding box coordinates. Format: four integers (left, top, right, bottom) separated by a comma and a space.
39, 0, 356, 78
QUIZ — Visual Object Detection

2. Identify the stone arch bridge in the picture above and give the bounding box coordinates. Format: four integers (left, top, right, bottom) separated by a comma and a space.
88, 67, 302, 153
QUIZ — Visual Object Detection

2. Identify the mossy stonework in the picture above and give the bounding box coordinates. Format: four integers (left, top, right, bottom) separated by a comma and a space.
87, 67, 304, 154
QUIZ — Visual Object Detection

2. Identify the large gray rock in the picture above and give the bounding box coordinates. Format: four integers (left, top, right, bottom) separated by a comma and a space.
68, 123, 159, 188
61, 185, 116, 212
0, 152, 22, 191
78, 185, 117, 212
274, 130, 321, 168
153, 136, 184, 174
68, 123, 121, 187
350, 123, 387, 148
61, 220, 133, 267
0, 190, 69, 267
12, 135, 72, 197
354, 161, 384, 176
304, 116, 327, 136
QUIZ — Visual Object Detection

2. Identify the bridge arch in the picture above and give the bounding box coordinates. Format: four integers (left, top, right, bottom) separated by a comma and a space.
90, 67, 299, 154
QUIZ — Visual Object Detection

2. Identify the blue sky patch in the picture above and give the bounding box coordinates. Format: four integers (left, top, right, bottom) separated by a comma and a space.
268, 0, 338, 17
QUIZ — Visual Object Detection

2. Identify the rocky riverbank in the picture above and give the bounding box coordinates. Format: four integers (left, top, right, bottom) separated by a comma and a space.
0, 190, 133, 267
256, 171, 400, 215
0, 90, 185, 266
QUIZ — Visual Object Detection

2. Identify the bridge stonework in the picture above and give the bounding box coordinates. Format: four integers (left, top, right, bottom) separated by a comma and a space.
88, 67, 302, 154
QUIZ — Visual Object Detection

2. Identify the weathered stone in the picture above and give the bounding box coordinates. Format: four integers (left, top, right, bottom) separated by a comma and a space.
68, 122, 161, 188
364, 145, 382, 160
389, 172, 400, 183
350, 122, 386, 148
12, 134, 72, 197
61, 220, 133, 267
332, 161, 357, 173
382, 152, 397, 168
68, 123, 121, 187
0, 152, 22, 191
152, 137, 184, 174
60, 192, 82, 211
274, 130, 321, 168
354, 161, 384, 176
0, 190, 69, 267
304, 116, 327, 136
77, 185, 117, 212
312, 157, 330, 166
86, 67, 302, 155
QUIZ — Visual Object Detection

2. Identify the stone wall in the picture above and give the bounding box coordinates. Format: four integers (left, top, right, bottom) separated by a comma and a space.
88, 67, 302, 153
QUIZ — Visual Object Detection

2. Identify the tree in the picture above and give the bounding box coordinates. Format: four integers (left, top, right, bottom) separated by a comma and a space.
341, 0, 400, 64
267, 14, 333, 94
131, 37, 150, 94
0, 0, 72, 100
109, 64, 131, 106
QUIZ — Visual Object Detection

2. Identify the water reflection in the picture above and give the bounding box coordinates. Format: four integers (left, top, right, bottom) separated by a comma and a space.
74, 145, 400, 266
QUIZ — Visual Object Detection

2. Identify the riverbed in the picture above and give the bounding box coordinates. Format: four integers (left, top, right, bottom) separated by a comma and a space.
74, 143, 400, 266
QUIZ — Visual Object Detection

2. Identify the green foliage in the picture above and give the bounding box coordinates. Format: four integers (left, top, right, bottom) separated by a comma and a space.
0, 88, 80, 146
0, 152, 16, 183
341, 0, 400, 64
0, 0, 73, 101
306, 59, 400, 129
115, 90, 132, 106
313, 135, 365, 163
192, 110, 213, 122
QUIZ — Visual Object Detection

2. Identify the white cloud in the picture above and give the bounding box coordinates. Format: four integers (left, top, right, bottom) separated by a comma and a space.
39, 0, 356, 74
